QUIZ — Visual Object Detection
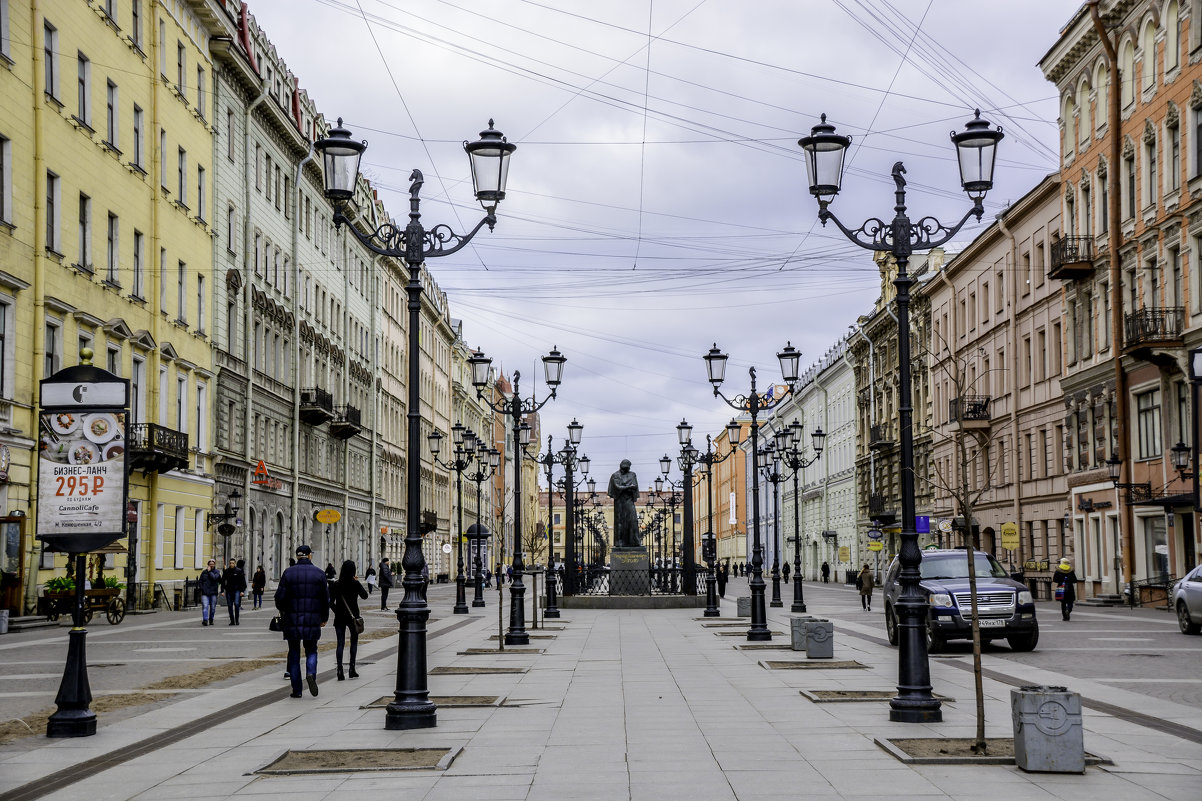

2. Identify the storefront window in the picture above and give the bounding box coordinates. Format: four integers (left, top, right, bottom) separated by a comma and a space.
1143, 516, 1169, 578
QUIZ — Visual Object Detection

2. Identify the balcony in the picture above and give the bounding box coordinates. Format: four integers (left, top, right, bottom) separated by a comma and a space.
868, 423, 893, 451
329, 405, 363, 440
299, 387, 335, 425
1123, 307, 1184, 354
1048, 236, 1094, 280
867, 493, 895, 524
949, 395, 991, 431
128, 423, 189, 474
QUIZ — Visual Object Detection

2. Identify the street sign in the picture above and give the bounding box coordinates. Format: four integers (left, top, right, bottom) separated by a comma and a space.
837, 546, 849, 562
1001, 521, 1019, 551
916, 515, 930, 533
938, 518, 953, 533
868, 541, 883, 552
867, 528, 883, 541
442, 543, 453, 554
314, 509, 341, 525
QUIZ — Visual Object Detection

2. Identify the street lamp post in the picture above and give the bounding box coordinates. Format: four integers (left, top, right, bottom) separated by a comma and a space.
467, 444, 501, 607
695, 422, 742, 617
468, 348, 566, 645
703, 342, 802, 640
799, 109, 1002, 722
778, 420, 825, 613
427, 424, 474, 615
536, 421, 585, 616
675, 420, 700, 595
315, 117, 515, 731
758, 441, 784, 608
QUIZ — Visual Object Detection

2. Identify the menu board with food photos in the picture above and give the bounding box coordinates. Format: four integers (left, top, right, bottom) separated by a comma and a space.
37, 364, 130, 554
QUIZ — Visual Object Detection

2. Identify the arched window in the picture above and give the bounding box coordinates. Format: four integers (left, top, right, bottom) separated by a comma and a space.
1141, 21, 1156, 91
1121, 39, 1135, 106
1166, 1, 1180, 73
1095, 61, 1109, 127
1063, 94, 1077, 155
1077, 80, 1091, 144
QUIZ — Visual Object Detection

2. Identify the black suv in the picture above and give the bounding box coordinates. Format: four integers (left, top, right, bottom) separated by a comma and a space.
881, 549, 1038, 652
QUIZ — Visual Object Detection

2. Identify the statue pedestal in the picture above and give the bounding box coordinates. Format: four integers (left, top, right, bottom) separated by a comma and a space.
609, 547, 650, 596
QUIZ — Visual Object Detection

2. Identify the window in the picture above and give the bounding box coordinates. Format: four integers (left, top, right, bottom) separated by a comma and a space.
105, 81, 118, 147
1146, 135, 1157, 208
77, 193, 91, 268
1099, 164, 1109, 232
106, 212, 118, 283
1124, 153, 1136, 218
196, 382, 207, 452
45, 171, 61, 252
132, 229, 144, 297
0, 300, 9, 397
1171, 247, 1183, 307
196, 165, 205, 220
1121, 40, 1135, 106
1167, 1, 1181, 73
255, 145, 261, 189
1144, 516, 1169, 578
177, 260, 186, 322
1051, 322, 1062, 376
196, 66, 205, 119
158, 20, 166, 76
132, 105, 144, 169
76, 53, 90, 126
160, 129, 167, 188
1137, 388, 1163, 459
0, 134, 11, 224
43, 22, 59, 99
131, 356, 145, 422
197, 273, 205, 333
177, 147, 186, 204
1178, 381, 1191, 445
226, 300, 236, 353
1170, 118, 1181, 192
1082, 182, 1092, 237
226, 109, 235, 161
0, 0, 10, 61
45, 319, 61, 376
264, 155, 272, 201
176, 374, 186, 431
176, 42, 185, 94
131, 0, 142, 49
226, 206, 236, 252
173, 506, 184, 568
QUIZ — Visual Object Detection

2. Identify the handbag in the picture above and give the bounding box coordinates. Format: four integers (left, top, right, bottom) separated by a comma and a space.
338, 589, 365, 635
269, 615, 282, 632
1054, 586, 1065, 601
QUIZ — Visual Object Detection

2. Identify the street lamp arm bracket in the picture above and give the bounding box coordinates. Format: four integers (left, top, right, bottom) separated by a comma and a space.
332, 210, 496, 262
818, 204, 981, 256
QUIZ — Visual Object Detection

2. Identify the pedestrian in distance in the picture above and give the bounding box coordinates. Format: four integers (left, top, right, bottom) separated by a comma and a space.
325, 563, 337, 580
1053, 558, 1078, 621
251, 565, 267, 609
857, 564, 874, 611
329, 560, 368, 681
378, 557, 393, 609
364, 566, 377, 595
198, 559, 222, 626
222, 558, 246, 625
275, 544, 330, 698
507, 564, 514, 583
716, 561, 728, 598
821, 561, 831, 583
782, 561, 791, 583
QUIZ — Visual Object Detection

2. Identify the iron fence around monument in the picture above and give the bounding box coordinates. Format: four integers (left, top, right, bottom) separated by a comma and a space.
561, 566, 710, 596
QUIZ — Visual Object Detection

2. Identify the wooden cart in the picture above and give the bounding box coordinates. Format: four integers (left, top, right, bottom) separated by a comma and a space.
38, 587, 126, 624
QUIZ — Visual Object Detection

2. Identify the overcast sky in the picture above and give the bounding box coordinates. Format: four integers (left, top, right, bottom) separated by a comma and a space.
253, 0, 1076, 489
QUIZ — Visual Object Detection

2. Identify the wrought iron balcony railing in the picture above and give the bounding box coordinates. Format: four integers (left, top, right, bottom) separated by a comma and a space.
1123, 307, 1184, 352
868, 423, 893, 451
949, 395, 991, 426
1048, 236, 1094, 280
128, 423, 189, 474
299, 386, 335, 426
329, 404, 363, 440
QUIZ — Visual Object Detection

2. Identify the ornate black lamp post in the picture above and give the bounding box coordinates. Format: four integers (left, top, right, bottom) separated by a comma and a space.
535, 421, 585, 615
466, 443, 500, 607
467, 348, 566, 645
428, 424, 481, 615
704, 343, 802, 641
799, 109, 1002, 722
777, 420, 824, 612
315, 117, 515, 731
695, 422, 741, 616
675, 420, 700, 595
757, 442, 785, 608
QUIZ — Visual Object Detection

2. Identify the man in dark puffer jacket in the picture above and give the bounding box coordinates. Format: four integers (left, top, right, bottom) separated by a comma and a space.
275, 544, 330, 697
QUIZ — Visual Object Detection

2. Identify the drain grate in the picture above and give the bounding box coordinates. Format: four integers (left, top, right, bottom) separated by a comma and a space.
735, 644, 792, 650
801, 689, 955, 703
716, 630, 784, 636
362, 695, 500, 708
702, 622, 747, 628
429, 666, 526, 675
459, 648, 543, 655
761, 660, 866, 670
256, 747, 458, 774
488, 634, 555, 640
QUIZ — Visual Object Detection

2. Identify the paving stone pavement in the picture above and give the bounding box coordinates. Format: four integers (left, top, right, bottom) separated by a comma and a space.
1, 585, 1200, 801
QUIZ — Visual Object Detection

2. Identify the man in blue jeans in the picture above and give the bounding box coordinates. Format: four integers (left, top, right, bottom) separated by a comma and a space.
274, 544, 330, 697
198, 559, 222, 626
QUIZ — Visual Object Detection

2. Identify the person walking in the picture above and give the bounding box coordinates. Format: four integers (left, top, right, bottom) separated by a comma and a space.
198, 559, 222, 626
782, 561, 791, 583
1053, 558, 1078, 621
250, 565, 267, 610
329, 560, 369, 681
222, 558, 246, 625
821, 561, 831, 583
325, 563, 337, 580
716, 561, 728, 598
275, 544, 330, 698
857, 564, 874, 611
378, 557, 393, 610
364, 566, 377, 595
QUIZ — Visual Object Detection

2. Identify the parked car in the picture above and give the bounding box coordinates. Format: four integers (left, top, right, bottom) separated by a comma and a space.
1171, 564, 1202, 634
881, 549, 1038, 653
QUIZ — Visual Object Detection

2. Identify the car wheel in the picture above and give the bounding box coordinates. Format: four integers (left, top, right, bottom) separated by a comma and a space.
925, 620, 944, 654
885, 605, 898, 646
1178, 602, 1201, 635
1007, 622, 1039, 652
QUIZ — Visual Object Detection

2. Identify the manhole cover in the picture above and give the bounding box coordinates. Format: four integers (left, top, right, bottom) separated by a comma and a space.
256, 747, 457, 774
429, 666, 526, 675
459, 648, 543, 655
802, 690, 955, 702
761, 660, 866, 670
363, 695, 500, 708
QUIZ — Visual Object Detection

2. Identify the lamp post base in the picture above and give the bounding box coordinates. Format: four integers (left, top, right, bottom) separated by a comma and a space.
46, 627, 96, 738
385, 701, 438, 730
453, 575, 469, 614
889, 701, 943, 723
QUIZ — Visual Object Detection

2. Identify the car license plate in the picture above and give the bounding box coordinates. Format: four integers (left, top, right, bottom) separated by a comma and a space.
976, 618, 1005, 628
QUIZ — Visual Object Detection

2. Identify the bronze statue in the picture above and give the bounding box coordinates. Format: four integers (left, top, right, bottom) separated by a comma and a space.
608, 460, 641, 548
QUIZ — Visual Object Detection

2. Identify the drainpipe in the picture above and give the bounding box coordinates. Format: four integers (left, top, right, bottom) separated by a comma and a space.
26, 0, 47, 613
1090, 1, 1134, 591
933, 262, 960, 529
995, 209, 1025, 569
290, 143, 314, 561
242, 79, 267, 562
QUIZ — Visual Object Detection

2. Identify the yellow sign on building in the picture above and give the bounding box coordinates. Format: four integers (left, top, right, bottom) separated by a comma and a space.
1000, 522, 1019, 551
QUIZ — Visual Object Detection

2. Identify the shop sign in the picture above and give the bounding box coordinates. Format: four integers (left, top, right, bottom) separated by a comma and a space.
868, 541, 883, 552
314, 509, 341, 525
251, 460, 283, 490
837, 546, 850, 562
1000, 521, 1020, 551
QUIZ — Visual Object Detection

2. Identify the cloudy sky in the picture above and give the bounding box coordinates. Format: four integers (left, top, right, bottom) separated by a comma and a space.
252, 0, 1076, 488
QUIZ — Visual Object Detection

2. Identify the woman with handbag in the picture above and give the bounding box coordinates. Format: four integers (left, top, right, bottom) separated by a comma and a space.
330, 560, 369, 680
1053, 558, 1078, 621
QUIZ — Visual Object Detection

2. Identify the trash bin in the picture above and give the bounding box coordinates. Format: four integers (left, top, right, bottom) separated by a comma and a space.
805, 619, 834, 658
736, 596, 751, 617
790, 616, 816, 650
1011, 685, 1084, 773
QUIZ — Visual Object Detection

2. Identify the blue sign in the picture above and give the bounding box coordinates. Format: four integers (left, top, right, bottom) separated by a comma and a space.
915, 516, 930, 533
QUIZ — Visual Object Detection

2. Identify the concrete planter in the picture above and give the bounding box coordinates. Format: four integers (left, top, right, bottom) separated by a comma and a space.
1011, 685, 1084, 773
805, 619, 834, 658
736, 596, 751, 617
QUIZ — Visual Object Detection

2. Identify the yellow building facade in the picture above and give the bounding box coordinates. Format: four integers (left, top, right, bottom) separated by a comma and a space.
0, 1, 223, 612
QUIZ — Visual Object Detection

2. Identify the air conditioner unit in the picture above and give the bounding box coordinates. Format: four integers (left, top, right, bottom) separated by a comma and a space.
300, 389, 316, 405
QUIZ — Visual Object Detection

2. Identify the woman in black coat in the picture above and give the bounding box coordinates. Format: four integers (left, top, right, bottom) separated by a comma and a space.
1053, 558, 1079, 621
330, 560, 369, 680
